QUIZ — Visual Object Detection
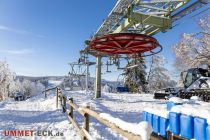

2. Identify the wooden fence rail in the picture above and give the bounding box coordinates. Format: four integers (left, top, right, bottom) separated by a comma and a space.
42, 87, 61, 108
55, 90, 142, 140
42, 87, 142, 140
42, 86, 58, 98
42, 87, 185, 140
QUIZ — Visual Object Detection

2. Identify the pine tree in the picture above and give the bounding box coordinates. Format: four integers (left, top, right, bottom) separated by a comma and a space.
124, 57, 147, 93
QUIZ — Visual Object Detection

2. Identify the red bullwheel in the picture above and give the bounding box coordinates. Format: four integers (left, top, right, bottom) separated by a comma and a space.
89, 33, 162, 55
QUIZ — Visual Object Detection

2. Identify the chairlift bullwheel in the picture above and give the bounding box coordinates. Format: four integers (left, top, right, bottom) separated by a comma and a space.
88, 33, 162, 56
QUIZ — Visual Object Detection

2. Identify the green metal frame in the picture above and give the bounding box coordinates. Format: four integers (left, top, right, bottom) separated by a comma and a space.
95, 0, 208, 36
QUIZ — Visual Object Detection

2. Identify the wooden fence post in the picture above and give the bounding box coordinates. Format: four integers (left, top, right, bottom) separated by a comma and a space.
83, 106, 90, 140
56, 88, 59, 108
63, 97, 66, 113
58, 88, 63, 109
69, 98, 74, 119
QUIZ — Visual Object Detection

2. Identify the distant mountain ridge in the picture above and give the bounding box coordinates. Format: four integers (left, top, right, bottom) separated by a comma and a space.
16, 76, 65, 82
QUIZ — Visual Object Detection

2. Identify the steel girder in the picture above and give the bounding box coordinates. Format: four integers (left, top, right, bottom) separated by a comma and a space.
95, 0, 209, 36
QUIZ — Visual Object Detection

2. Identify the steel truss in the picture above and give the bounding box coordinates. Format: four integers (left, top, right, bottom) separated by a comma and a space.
95, 0, 208, 37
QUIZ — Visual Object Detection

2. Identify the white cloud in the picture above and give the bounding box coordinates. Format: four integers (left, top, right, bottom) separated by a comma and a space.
0, 25, 11, 31
0, 49, 34, 54
0, 25, 46, 38
0, 25, 29, 34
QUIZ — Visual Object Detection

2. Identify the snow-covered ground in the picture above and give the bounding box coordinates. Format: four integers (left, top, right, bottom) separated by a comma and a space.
63, 91, 167, 140
48, 80, 63, 86
0, 88, 168, 140
0, 92, 80, 140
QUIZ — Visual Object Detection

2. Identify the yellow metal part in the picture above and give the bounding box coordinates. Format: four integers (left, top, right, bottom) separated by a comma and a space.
113, 12, 171, 34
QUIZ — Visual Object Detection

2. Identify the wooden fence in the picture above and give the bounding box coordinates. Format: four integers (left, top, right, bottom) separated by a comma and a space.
43, 87, 142, 140
42, 87, 188, 140
42, 87, 57, 98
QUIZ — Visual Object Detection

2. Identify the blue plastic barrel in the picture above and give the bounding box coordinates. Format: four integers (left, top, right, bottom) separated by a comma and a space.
169, 112, 180, 135
180, 114, 194, 139
146, 113, 153, 126
194, 117, 207, 140
141, 111, 147, 121
167, 102, 175, 111
159, 117, 169, 138
152, 115, 160, 134
206, 125, 210, 140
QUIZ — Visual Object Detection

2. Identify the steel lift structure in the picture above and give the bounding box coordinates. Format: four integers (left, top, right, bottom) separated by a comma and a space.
68, 54, 95, 92
81, 0, 209, 98
96, 0, 208, 36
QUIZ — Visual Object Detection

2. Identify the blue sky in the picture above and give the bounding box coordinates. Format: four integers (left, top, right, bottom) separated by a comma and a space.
0, 0, 209, 81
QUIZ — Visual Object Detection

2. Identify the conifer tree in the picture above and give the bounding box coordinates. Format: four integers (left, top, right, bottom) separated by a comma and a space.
124, 57, 147, 93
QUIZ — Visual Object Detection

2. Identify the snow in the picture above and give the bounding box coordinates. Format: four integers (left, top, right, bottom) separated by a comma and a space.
81, 102, 91, 107
141, 96, 210, 126
170, 105, 182, 113
63, 91, 167, 139
144, 105, 168, 118
190, 96, 201, 101
0, 90, 168, 140
99, 113, 152, 140
169, 97, 183, 104
170, 101, 210, 125
48, 80, 62, 86
0, 92, 80, 140
4, 89, 210, 139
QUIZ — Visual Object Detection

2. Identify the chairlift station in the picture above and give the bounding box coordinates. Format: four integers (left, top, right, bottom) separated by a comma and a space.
72, 0, 209, 98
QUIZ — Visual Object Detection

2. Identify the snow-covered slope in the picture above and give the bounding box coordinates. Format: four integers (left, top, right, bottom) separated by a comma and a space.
0, 91, 167, 140
0, 93, 80, 140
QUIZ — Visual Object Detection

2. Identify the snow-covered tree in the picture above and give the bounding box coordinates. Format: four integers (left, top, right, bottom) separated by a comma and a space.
21, 79, 33, 97
21, 80, 45, 97
147, 55, 176, 90
34, 81, 45, 95
124, 57, 147, 93
39, 78, 48, 89
102, 84, 112, 93
0, 61, 47, 100
9, 79, 21, 96
172, 15, 210, 72
0, 61, 17, 100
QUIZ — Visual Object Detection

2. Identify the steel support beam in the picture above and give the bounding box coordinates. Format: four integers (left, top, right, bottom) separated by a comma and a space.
137, 5, 168, 12
86, 64, 89, 94
114, 12, 171, 33
131, 12, 171, 28
140, 0, 187, 4
113, 18, 132, 33
140, 26, 161, 36
94, 0, 204, 36
95, 56, 101, 98
172, 0, 208, 22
